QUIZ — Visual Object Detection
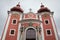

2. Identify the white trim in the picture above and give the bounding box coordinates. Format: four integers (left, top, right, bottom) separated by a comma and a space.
17, 23, 21, 40
21, 21, 40, 25
9, 29, 16, 36
20, 14, 22, 20
17, 14, 21, 40
10, 11, 22, 14
44, 19, 50, 25
2, 14, 11, 40
50, 15, 58, 40
22, 22, 40, 24
24, 27, 37, 40
46, 29, 52, 36
11, 19, 17, 25
39, 15, 44, 40
40, 12, 50, 16
20, 19, 41, 23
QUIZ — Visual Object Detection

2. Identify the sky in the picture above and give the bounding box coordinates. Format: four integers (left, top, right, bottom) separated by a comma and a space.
0, 0, 60, 37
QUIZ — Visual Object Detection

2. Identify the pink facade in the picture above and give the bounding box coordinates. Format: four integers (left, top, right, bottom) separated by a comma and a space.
1, 3, 58, 40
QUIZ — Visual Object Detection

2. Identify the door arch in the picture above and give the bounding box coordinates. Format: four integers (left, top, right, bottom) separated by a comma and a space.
26, 28, 36, 40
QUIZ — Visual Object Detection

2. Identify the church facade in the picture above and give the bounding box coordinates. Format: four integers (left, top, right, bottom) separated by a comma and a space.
1, 3, 59, 40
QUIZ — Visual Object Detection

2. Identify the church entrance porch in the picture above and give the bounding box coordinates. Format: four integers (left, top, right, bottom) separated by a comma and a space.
26, 28, 36, 40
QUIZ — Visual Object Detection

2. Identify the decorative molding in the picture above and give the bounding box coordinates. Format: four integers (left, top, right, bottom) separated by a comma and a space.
44, 19, 50, 25
23, 13, 38, 20
39, 15, 44, 40
9, 29, 16, 36
36, 26, 41, 32
46, 29, 52, 36
38, 12, 52, 16
11, 19, 17, 25
8, 11, 23, 15
19, 19, 42, 23
29, 22, 33, 26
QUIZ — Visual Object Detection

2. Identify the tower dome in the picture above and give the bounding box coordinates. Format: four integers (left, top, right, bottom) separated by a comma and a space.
10, 3, 23, 13
37, 4, 50, 13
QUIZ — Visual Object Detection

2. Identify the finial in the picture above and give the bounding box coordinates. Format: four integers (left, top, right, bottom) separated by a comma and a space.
17, 2, 20, 7
29, 8, 32, 12
41, 3, 44, 7
41, 3, 43, 5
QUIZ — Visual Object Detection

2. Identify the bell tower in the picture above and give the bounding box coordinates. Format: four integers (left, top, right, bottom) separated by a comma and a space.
1, 3, 23, 40
37, 4, 58, 40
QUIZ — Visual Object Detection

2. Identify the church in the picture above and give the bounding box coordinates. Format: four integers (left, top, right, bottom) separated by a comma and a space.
1, 3, 59, 40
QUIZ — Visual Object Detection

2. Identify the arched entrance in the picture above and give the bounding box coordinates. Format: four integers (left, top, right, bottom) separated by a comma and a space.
26, 28, 36, 40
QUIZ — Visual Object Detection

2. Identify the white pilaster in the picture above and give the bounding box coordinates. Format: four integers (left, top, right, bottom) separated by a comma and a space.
17, 23, 21, 40
2, 14, 11, 40
50, 15, 58, 40
17, 14, 22, 40
20, 14, 22, 20
39, 15, 44, 40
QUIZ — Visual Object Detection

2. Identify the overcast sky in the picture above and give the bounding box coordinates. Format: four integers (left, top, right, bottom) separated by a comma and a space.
0, 0, 60, 37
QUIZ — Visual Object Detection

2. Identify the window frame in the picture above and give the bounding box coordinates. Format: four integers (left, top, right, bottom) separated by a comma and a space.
9, 29, 16, 36
12, 19, 17, 25
46, 29, 52, 36
44, 19, 50, 25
